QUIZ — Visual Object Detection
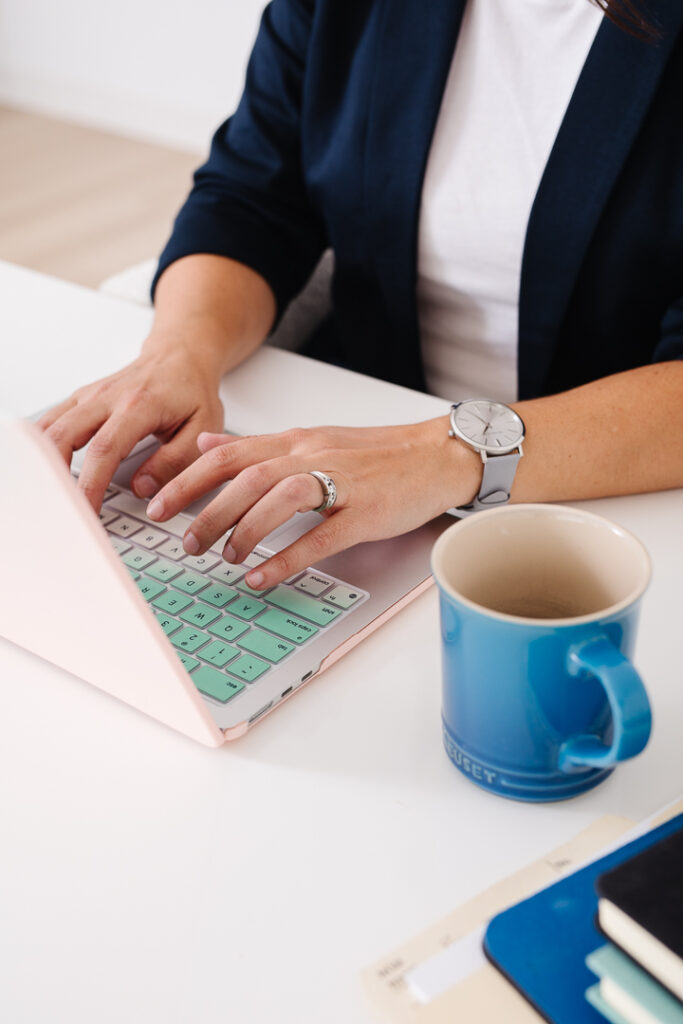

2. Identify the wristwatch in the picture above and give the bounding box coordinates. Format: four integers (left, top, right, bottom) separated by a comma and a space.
447, 399, 525, 516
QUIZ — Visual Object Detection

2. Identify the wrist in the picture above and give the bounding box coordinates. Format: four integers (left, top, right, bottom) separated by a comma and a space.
141, 318, 233, 378
425, 415, 484, 511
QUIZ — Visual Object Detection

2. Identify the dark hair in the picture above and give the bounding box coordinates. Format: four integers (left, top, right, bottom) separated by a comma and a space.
596, 0, 660, 40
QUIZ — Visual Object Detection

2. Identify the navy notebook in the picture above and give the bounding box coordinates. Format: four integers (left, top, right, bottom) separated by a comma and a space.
483, 813, 683, 1024
597, 828, 683, 1002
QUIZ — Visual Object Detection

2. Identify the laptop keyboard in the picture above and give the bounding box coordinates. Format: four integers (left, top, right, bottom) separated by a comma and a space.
95, 484, 368, 707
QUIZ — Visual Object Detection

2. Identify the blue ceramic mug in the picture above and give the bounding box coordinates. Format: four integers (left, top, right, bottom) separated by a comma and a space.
431, 504, 652, 802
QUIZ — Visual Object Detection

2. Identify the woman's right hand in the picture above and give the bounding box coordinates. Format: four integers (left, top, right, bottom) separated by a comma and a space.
37, 340, 225, 512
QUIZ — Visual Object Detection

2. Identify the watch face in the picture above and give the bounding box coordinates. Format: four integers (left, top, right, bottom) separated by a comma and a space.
452, 400, 525, 452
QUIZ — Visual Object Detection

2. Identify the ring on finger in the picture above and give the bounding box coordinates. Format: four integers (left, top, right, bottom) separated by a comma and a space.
308, 471, 338, 513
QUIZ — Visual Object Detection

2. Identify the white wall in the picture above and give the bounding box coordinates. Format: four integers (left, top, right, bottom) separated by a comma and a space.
0, 0, 266, 153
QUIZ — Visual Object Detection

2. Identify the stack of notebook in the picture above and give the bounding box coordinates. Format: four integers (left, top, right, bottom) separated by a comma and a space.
586, 828, 683, 1024
483, 813, 683, 1024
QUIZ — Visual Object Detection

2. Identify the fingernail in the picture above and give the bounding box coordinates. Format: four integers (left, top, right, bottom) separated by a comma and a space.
184, 531, 200, 555
223, 543, 238, 563
197, 432, 216, 451
135, 474, 159, 498
246, 570, 264, 588
146, 497, 164, 520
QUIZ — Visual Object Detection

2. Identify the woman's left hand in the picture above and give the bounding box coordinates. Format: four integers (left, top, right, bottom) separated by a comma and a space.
145, 418, 482, 589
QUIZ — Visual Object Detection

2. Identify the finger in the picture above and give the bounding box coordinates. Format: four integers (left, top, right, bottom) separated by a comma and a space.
224, 473, 333, 563
36, 396, 78, 433
43, 402, 109, 466
147, 439, 299, 522
130, 429, 202, 499
244, 510, 364, 590
198, 424, 416, 453
174, 457, 310, 553
77, 406, 161, 510
130, 410, 224, 499
196, 430, 241, 454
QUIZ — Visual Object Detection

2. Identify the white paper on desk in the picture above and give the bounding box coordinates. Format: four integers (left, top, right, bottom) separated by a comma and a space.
362, 814, 634, 1024
405, 924, 486, 1004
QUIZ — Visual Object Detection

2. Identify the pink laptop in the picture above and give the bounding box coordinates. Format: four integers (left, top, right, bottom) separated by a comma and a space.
0, 415, 445, 745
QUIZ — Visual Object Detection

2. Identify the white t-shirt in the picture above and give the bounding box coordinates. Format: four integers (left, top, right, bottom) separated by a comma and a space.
417, 0, 604, 402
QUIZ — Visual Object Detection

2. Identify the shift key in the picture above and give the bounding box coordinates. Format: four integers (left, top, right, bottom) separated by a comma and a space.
266, 586, 341, 626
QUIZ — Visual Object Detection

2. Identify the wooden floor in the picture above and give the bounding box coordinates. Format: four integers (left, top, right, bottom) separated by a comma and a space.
0, 107, 200, 288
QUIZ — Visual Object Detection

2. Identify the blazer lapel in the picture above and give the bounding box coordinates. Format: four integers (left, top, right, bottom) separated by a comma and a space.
363, 0, 466, 388
519, 0, 683, 399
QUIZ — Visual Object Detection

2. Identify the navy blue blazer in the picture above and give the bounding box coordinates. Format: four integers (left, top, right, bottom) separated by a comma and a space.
155, 0, 683, 400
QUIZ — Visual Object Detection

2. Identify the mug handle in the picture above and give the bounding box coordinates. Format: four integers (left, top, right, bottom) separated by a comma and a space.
558, 636, 652, 772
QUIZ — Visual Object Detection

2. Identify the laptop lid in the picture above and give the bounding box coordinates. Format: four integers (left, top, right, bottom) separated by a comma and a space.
0, 415, 224, 747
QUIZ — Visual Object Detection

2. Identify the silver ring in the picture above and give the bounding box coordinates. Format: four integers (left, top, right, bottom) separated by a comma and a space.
308, 471, 338, 513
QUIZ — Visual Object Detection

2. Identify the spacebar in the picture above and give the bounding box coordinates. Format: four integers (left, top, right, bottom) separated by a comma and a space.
106, 490, 194, 538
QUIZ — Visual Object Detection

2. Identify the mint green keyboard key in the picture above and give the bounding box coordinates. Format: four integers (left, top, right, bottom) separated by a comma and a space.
238, 629, 294, 663
192, 665, 245, 703
255, 608, 318, 644
228, 654, 269, 682
136, 577, 166, 601
207, 614, 250, 642
176, 652, 199, 671
230, 595, 267, 621
171, 627, 208, 653
267, 585, 342, 626
199, 641, 238, 668
122, 549, 157, 571
154, 612, 181, 636
201, 585, 238, 609
172, 571, 209, 595
110, 536, 131, 555
179, 602, 221, 628
147, 559, 183, 583
152, 590, 193, 614
127, 568, 140, 579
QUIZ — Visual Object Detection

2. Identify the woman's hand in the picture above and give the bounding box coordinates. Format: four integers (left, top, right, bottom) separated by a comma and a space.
145, 419, 483, 589
38, 344, 225, 511
38, 256, 278, 512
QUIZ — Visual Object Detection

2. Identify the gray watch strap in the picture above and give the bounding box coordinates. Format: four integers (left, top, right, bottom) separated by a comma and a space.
449, 450, 521, 517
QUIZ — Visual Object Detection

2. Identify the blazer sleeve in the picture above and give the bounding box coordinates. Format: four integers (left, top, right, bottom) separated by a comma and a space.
152, 0, 326, 316
654, 294, 683, 362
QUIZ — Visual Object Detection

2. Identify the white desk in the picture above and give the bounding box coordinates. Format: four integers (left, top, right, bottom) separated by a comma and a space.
1, 260, 681, 1024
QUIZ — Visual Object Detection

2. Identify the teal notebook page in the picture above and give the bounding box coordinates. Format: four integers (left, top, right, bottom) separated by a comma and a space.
586, 944, 683, 1024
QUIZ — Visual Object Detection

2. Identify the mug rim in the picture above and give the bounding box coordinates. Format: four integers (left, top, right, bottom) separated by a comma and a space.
431, 503, 652, 627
